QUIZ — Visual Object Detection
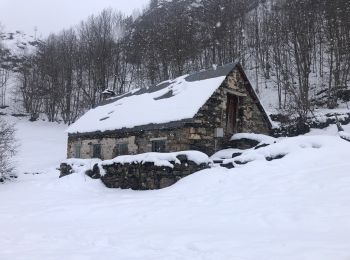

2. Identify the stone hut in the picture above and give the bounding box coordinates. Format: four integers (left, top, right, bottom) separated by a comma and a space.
66, 63, 272, 159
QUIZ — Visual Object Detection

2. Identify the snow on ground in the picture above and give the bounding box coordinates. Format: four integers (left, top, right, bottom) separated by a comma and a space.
211, 148, 244, 160
308, 121, 350, 136
223, 135, 328, 165
4, 116, 67, 173
339, 131, 350, 141
1, 117, 350, 259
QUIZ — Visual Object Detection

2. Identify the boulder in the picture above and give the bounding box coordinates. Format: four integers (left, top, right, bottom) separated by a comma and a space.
59, 163, 73, 178
85, 163, 101, 179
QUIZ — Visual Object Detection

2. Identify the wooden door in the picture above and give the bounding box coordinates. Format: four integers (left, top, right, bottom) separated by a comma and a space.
226, 94, 238, 134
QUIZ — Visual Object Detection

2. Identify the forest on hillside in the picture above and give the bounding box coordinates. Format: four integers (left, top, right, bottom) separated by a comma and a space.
0, 0, 350, 124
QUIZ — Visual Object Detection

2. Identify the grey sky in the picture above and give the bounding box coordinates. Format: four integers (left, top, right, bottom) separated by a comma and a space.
0, 0, 149, 37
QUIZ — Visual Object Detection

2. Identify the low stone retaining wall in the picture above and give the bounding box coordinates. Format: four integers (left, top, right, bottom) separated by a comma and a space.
101, 157, 209, 190
59, 152, 211, 190
271, 112, 350, 137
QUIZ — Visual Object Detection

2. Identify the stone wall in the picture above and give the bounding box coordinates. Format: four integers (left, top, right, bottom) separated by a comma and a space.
59, 156, 210, 190
67, 136, 138, 160
186, 69, 271, 155
67, 128, 194, 160
194, 69, 271, 135
135, 128, 191, 154
101, 157, 209, 190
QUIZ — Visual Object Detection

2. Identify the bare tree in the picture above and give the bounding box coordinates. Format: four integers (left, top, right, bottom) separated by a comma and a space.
13, 1, 350, 127
0, 26, 10, 107
0, 118, 17, 182
0, 63, 10, 107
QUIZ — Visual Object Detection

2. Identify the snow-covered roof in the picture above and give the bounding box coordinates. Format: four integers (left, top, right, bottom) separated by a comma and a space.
67, 63, 237, 134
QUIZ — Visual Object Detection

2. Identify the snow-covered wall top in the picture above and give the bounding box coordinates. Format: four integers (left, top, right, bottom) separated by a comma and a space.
67, 64, 237, 134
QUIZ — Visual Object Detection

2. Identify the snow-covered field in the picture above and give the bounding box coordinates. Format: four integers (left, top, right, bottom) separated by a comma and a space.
5, 116, 67, 173
1, 117, 350, 260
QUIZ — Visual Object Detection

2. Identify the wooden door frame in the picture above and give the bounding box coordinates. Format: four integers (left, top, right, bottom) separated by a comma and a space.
226, 93, 239, 134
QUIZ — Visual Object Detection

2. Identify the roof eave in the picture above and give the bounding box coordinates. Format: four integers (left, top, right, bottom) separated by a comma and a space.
68, 118, 196, 138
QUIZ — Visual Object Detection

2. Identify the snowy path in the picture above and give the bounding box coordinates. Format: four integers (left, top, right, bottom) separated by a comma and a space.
0, 119, 350, 259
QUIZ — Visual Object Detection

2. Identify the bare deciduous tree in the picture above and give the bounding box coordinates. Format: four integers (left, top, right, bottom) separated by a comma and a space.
13, 1, 350, 127
0, 119, 17, 182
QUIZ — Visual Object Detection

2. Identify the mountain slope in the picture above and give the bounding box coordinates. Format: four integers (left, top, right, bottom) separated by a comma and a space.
0, 31, 40, 57
0, 31, 41, 72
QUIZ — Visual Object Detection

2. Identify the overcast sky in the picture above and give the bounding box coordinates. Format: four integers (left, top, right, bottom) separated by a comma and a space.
0, 0, 149, 37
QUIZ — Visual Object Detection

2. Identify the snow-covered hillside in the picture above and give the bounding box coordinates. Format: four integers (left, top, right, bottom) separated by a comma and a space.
0, 31, 40, 58
0, 31, 42, 108
0, 117, 350, 259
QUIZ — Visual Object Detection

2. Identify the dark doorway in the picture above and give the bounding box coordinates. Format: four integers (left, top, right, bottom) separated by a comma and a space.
226, 94, 238, 134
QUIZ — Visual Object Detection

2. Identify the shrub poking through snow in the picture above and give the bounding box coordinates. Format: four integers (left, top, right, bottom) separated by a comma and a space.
0, 119, 17, 182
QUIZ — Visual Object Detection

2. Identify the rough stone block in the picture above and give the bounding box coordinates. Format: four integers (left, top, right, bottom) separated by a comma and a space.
189, 134, 201, 140
159, 177, 176, 188
59, 163, 73, 178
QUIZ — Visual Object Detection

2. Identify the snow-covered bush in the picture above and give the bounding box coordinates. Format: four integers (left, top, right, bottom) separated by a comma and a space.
0, 119, 17, 182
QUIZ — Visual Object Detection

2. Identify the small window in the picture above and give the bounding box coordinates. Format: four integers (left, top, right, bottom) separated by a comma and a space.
75, 144, 81, 158
115, 143, 129, 156
92, 144, 102, 158
152, 140, 166, 152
